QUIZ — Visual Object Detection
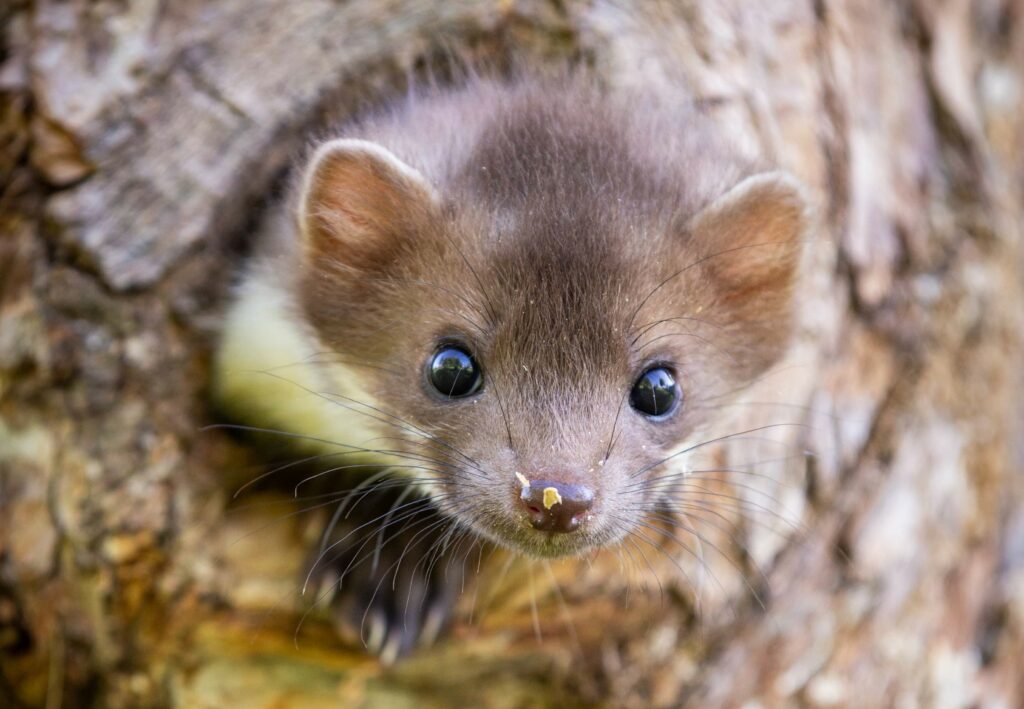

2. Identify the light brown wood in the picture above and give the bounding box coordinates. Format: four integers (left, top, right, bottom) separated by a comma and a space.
2, 1, 1022, 706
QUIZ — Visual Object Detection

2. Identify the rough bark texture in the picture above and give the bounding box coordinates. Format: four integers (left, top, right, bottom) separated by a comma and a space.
2, 1, 1023, 707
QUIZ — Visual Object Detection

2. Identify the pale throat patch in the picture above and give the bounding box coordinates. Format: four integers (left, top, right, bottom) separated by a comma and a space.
214, 272, 395, 462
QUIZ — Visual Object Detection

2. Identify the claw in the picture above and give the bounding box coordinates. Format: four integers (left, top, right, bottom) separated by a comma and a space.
419, 603, 446, 648
379, 628, 403, 666
364, 608, 388, 655
305, 488, 474, 661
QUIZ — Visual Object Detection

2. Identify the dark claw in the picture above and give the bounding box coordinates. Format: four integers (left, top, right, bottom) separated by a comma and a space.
304, 487, 470, 662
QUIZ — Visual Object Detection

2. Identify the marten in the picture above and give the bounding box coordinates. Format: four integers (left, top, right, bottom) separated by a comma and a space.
214, 75, 808, 662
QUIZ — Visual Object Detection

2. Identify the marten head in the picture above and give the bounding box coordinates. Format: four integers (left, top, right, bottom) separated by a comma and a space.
294, 87, 808, 558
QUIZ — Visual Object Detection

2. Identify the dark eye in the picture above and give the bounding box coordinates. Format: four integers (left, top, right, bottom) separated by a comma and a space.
630, 367, 680, 418
428, 346, 482, 398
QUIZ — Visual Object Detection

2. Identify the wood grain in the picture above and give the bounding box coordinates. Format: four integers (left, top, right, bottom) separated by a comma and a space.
1, 0, 1022, 706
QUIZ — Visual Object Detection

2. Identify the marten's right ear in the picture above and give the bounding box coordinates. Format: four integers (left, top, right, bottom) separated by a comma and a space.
684, 171, 809, 379
298, 139, 438, 271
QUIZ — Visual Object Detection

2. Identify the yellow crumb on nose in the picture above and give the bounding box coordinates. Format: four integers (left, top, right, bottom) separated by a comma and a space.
542, 487, 562, 509
515, 472, 530, 491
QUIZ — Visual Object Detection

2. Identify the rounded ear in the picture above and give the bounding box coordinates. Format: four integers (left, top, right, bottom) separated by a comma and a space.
686, 171, 810, 376
298, 139, 438, 271
687, 171, 808, 296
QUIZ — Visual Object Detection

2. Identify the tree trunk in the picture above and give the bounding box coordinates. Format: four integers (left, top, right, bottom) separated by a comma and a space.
2, 1, 1022, 707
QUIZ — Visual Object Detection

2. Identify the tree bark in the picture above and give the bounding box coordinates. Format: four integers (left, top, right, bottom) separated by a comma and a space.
2, 1, 1023, 707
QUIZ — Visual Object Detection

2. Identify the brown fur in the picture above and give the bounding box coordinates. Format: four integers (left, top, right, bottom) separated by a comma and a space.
280, 76, 809, 557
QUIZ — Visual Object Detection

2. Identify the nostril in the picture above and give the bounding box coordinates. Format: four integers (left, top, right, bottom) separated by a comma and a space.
518, 478, 596, 534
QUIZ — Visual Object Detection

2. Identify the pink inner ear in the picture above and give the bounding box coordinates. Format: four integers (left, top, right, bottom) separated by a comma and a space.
690, 174, 807, 292
307, 152, 400, 236
299, 141, 437, 263
674, 173, 809, 381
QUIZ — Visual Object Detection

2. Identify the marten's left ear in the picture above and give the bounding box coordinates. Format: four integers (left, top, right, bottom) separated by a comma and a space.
688, 171, 807, 294
297, 139, 438, 272
687, 171, 809, 375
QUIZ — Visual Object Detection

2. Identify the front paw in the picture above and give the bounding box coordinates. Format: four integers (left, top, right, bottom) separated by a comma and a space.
306, 492, 474, 663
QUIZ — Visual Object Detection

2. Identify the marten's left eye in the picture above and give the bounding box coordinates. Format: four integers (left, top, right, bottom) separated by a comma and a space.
428, 346, 482, 398
630, 367, 680, 418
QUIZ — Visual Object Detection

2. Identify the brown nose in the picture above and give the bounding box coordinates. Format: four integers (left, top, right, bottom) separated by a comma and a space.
520, 480, 595, 533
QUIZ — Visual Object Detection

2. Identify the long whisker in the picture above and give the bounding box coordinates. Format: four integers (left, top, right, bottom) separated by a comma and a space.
651, 477, 807, 527
469, 550, 516, 631
253, 369, 478, 463
319, 469, 407, 552
357, 434, 489, 480
629, 520, 744, 621
642, 490, 811, 544
638, 491, 804, 544
291, 502, 456, 650
371, 484, 419, 573
225, 366, 480, 474
628, 423, 806, 479
264, 351, 404, 377
635, 329, 742, 368
602, 387, 631, 463
614, 521, 709, 617
543, 561, 582, 657
226, 480, 443, 548
624, 239, 805, 332
528, 562, 542, 643
303, 495, 447, 593
295, 463, 447, 497
439, 232, 499, 328
638, 508, 773, 610
622, 534, 667, 603
624, 453, 808, 492
630, 314, 725, 344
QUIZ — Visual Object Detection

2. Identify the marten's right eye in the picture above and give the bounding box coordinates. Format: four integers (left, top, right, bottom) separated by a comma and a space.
428, 346, 482, 398
630, 366, 681, 419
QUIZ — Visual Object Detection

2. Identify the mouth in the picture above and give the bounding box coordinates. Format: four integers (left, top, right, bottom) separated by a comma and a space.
471, 516, 623, 559
430, 485, 627, 558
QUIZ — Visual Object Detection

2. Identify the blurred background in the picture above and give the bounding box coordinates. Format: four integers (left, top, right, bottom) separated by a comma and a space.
1, 1, 1022, 707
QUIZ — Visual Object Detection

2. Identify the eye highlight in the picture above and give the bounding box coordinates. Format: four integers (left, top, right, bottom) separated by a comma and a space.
428, 346, 482, 398
630, 367, 680, 418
